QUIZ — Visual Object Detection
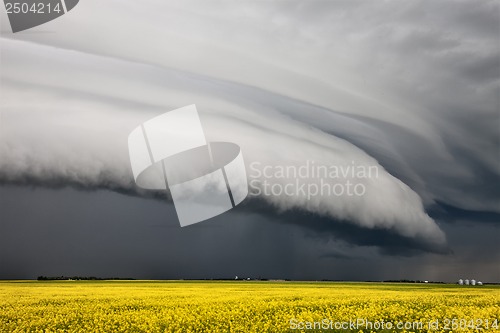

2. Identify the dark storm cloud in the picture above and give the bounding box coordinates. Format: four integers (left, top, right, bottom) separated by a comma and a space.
0, 38, 448, 245
0, 0, 499, 280
319, 251, 362, 261
429, 202, 500, 226
237, 198, 450, 255
1, 187, 498, 282
0, 187, 310, 280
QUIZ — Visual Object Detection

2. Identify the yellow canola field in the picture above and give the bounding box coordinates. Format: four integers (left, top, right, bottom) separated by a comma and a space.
0, 281, 498, 332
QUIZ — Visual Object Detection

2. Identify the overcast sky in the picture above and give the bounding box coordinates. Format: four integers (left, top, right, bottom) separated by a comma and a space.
0, 0, 499, 281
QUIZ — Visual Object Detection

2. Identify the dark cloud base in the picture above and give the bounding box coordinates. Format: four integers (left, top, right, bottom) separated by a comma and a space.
239, 198, 452, 256
2, 185, 498, 282
0, 180, 452, 255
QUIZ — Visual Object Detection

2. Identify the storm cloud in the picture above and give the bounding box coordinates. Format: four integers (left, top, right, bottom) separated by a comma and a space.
1, 0, 499, 271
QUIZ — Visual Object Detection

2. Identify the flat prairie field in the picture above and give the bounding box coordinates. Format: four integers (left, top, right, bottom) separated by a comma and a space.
0, 281, 499, 332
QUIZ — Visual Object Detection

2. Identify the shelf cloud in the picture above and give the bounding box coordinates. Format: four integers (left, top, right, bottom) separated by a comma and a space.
1, 0, 498, 254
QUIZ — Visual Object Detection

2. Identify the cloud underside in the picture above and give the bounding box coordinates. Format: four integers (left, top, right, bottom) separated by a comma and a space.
1, 0, 498, 252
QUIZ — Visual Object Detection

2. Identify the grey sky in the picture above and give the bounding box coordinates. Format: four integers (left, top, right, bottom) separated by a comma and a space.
0, 0, 499, 281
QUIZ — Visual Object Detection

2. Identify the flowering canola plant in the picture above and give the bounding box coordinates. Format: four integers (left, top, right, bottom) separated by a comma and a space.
0, 281, 498, 332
